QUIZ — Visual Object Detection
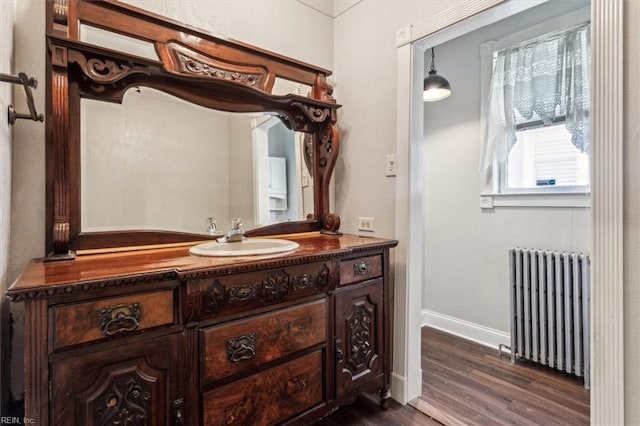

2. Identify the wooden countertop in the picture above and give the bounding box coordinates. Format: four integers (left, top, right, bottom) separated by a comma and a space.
7, 233, 398, 301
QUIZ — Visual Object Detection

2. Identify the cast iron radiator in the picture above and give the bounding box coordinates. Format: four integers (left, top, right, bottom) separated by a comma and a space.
509, 248, 590, 389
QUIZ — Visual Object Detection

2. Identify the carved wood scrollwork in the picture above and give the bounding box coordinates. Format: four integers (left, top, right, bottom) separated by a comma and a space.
204, 279, 226, 314
318, 122, 341, 233
291, 264, 329, 292
229, 283, 259, 304
260, 270, 290, 303
178, 54, 262, 86
93, 374, 152, 426
292, 102, 332, 124
346, 304, 374, 372
158, 42, 271, 91
68, 50, 151, 86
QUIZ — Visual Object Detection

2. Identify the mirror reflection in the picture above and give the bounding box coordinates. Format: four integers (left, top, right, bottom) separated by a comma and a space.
81, 88, 314, 235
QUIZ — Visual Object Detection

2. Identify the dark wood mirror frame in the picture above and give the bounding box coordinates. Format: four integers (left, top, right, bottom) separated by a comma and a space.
45, 0, 342, 259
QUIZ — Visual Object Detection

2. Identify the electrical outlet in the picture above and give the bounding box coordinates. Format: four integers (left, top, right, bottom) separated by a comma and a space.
358, 217, 374, 232
385, 153, 397, 177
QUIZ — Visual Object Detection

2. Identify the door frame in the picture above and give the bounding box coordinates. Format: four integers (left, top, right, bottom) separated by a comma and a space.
392, 1, 623, 423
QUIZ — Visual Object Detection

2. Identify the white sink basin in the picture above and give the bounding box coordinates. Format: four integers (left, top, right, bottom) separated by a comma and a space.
189, 238, 299, 257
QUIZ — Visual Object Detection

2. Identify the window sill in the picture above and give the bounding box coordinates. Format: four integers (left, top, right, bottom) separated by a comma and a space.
480, 192, 590, 209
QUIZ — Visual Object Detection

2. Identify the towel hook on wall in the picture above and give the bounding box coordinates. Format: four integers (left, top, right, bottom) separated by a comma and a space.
0, 72, 45, 125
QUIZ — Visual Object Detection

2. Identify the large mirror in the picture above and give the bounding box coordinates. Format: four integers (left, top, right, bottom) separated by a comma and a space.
81, 88, 315, 235
45, 0, 341, 257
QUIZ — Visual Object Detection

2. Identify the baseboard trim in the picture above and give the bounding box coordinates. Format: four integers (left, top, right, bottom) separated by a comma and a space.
391, 370, 416, 405
421, 309, 510, 350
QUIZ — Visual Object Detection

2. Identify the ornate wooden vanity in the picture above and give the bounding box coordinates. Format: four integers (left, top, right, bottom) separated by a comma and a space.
8, 1, 397, 425
9, 234, 396, 425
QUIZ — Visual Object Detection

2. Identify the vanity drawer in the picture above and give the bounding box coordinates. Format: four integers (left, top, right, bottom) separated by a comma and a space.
200, 299, 326, 385
52, 289, 176, 350
201, 350, 323, 426
340, 254, 383, 285
191, 261, 332, 321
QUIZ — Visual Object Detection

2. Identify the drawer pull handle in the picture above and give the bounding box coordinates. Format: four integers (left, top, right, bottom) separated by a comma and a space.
227, 332, 257, 363
98, 303, 141, 336
353, 260, 370, 275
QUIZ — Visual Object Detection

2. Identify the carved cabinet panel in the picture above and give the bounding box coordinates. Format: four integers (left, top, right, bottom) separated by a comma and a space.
50, 333, 183, 426
334, 279, 384, 398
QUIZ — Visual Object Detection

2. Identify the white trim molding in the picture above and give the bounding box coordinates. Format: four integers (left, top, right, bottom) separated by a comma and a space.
421, 310, 510, 350
395, 0, 623, 422
590, 1, 624, 424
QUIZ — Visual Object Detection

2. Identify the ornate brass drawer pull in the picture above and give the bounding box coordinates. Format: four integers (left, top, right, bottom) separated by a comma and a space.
227, 332, 257, 363
98, 302, 141, 336
353, 260, 370, 276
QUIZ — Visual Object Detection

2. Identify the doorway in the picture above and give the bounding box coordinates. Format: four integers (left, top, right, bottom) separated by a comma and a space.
393, 0, 624, 423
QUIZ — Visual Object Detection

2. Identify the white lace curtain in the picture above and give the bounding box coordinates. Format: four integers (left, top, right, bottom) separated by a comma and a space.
480, 23, 591, 172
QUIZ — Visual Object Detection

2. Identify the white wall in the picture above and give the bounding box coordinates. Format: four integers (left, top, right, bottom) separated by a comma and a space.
333, 1, 461, 237
0, 0, 15, 291
0, 0, 16, 413
422, 1, 590, 334
122, 0, 334, 71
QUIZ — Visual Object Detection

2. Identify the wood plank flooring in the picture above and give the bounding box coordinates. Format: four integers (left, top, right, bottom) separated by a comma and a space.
317, 392, 440, 425
318, 327, 589, 425
414, 327, 590, 425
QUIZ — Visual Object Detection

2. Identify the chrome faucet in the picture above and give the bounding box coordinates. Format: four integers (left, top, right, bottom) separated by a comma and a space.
207, 217, 219, 235
217, 217, 246, 243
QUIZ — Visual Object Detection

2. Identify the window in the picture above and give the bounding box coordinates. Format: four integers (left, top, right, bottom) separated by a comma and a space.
505, 124, 589, 192
479, 10, 590, 207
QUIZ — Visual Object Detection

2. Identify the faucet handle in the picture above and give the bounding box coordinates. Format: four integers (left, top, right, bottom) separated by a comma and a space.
232, 217, 244, 230
207, 217, 218, 234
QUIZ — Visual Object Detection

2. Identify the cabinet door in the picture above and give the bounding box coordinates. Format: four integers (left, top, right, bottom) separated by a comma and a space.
334, 280, 384, 397
51, 333, 184, 426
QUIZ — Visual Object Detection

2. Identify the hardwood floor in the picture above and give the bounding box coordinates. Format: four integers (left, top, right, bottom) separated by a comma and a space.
318, 327, 589, 425
317, 392, 441, 425
414, 327, 590, 425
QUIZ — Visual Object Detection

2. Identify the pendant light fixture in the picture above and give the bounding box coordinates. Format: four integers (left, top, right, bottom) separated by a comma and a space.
423, 47, 451, 102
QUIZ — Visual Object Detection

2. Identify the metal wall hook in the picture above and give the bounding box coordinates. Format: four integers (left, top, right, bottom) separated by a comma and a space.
0, 72, 45, 125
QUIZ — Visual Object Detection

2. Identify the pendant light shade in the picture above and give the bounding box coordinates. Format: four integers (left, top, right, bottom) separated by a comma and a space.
423, 47, 451, 102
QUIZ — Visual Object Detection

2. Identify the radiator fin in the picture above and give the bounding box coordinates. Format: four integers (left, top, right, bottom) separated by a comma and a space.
509, 248, 590, 389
